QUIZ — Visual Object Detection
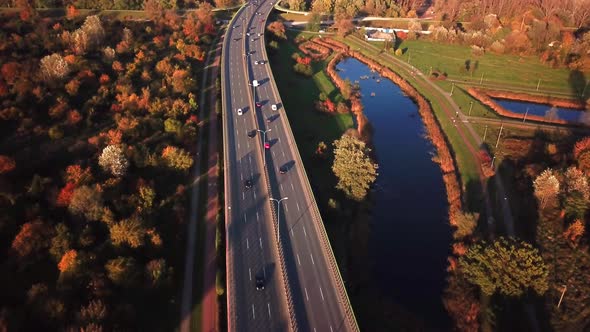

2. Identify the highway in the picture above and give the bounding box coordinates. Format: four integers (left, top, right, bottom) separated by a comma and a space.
222, 1, 358, 331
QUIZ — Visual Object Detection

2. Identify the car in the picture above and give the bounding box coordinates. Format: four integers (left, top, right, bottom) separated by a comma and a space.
237, 108, 243, 115
251, 39, 255, 42
279, 165, 288, 174
248, 130, 256, 138
266, 116, 272, 123
254, 60, 259, 65
255, 275, 265, 290
271, 104, 277, 111
260, 19, 264, 23
257, 33, 261, 37
264, 142, 270, 149
255, 102, 262, 108
246, 32, 250, 36
244, 179, 253, 189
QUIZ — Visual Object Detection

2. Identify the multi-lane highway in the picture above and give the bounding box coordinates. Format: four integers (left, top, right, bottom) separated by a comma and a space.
222, 1, 359, 331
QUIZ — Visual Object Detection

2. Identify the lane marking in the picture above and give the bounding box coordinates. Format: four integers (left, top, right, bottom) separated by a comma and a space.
280, 183, 284, 191
263, 265, 266, 277
268, 303, 271, 318
284, 204, 288, 213
305, 287, 309, 301
320, 287, 325, 301
296, 202, 300, 212
247, 141, 250, 148
256, 211, 259, 221
330, 326, 334, 332
303, 226, 307, 238
259, 237, 262, 248
272, 150, 275, 157
249, 267, 252, 281
291, 183, 294, 191
240, 173, 243, 181
244, 213, 247, 224
252, 304, 255, 320
238, 142, 240, 149
246, 238, 249, 249
310, 254, 315, 265
297, 254, 301, 266
253, 191, 257, 200
291, 228, 294, 237
242, 192, 245, 200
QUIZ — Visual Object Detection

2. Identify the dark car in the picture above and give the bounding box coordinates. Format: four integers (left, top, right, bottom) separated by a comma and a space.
255, 275, 265, 290
248, 130, 257, 138
279, 165, 288, 174
245, 179, 253, 189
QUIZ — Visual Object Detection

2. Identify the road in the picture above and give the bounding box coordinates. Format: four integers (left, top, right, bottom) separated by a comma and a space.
222, 1, 358, 331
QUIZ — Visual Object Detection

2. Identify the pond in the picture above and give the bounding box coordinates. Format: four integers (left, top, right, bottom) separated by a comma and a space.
493, 98, 587, 123
336, 58, 452, 329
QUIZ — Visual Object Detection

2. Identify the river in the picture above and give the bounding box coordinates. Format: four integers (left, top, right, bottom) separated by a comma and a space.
336, 58, 452, 330
494, 98, 587, 123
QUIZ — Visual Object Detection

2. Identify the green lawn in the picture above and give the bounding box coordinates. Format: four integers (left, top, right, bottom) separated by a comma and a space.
382, 38, 585, 96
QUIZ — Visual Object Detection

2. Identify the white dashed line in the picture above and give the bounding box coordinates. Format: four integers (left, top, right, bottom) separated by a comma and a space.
254, 191, 257, 199
240, 173, 243, 181
244, 214, 247, 223
272, 150, 275, 157
291, 228, 294, 237
296, 202, 300, 212
330, 326, 334, 332
291, 183, 294, 191
252, 304, 256, 320
297, 254, 301, 266
282, 150, 285, 157
305, 287, 309, 301
267, 303, 271, 318
280, 183, 284, 191
310, 254, 315, 265
256, 211, 259, 221
246, 238, 249, 249
320, 287, 325, 301
303, 226, 307, 237
242, 192, 245, 200
259, 237, 262, 248
284, 204, 288, 213
249, 268, 252, 280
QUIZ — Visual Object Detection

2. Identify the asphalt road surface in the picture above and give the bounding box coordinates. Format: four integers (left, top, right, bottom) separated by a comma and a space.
222, 1, 358, 331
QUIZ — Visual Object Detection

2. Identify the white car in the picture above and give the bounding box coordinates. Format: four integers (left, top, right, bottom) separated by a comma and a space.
271, 104, 277, 111
254, 60, 259, 65
257, 33, 261, 37
237, 108, 243, 115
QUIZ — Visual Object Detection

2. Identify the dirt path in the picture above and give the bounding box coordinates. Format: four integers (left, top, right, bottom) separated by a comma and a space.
200, 36, 223, 332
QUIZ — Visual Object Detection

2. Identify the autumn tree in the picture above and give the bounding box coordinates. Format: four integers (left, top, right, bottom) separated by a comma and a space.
80, 15, 105, 49
99, 145, 129, 177
161, 146, 193, 171
50, 223, 72, 261
58, 249, 79, 273
79, 300, 107, 325
145, 259, 171, 287
65, 164, 93, 185
40, 54, 70, 81
11, 219, 53, 258
459, 237, 549, 297
69, 185, 104, 221
332, 134, 378, 201
443, 272, 480, 332
105, 256, 139, 287
563, 220, 585, 246
533, 168, 560, 208
311, 0, 333, 13
452, 212, 478, 239
333, 12, 355, 37
267, 21, 287, 40
0, 155, 16, 174
109, 217, 146, 248
144, 0, 163, 21
564, 166, 590, 200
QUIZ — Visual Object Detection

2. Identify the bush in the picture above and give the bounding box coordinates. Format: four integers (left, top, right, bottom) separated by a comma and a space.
293, 63, 313, 76
394, 48, 403, 56
489, 40, 505, 54
48, 126, 64, 140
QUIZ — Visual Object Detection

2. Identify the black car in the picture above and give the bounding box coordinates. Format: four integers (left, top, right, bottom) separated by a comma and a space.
247, 130, 257, 138
279, 165, 288, 174
255, 275, 265, 290
245, 179, 253, 189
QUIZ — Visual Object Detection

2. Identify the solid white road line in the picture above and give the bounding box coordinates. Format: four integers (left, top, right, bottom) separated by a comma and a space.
305, 287, 309, 301
297, 254, 301, 266
246, 238, 249, 249
252, 304, 256, 320
320, 287, 325, 301
267, 303, 271, 318
310, 254, 315, 265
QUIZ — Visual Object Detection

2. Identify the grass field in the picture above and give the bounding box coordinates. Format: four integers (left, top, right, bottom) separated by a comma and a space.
376, 38, 585, 96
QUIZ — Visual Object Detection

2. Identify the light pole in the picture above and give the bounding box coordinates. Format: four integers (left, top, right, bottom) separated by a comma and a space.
257, 128, 271, 165
270, 197, 288, 242
523, 107, 529, 123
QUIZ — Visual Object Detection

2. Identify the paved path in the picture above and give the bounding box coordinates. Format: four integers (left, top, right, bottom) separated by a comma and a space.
179, 31, 223, 332
201, 35, 223, 332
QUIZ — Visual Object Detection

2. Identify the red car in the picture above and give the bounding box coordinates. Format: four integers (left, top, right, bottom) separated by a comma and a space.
264, 142, 270, 149
256, 102, 262, 108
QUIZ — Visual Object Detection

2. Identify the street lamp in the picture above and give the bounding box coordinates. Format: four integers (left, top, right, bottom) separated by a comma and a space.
270, 197, 288, 242
257, 128, 271, 165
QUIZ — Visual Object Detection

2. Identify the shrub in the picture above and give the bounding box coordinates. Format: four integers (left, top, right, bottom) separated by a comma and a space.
293, 63, 313, 76
489, 40, 505, 54
48, 126, 64, 140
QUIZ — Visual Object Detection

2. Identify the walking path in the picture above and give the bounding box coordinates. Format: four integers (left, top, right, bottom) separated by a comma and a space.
179, 31, 223, 332
200, 34, 223, 332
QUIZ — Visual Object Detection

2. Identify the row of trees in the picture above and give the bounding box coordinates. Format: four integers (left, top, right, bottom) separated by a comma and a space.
2, 0, 241, 10
0, 2, 215, 330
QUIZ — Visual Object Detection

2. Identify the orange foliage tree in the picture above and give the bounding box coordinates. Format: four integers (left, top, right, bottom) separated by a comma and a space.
57, 182, 76, 207
65, 165, 92, 185
58, 249, 78, 272
11, 220, 52, 258
0, 155, 16, 174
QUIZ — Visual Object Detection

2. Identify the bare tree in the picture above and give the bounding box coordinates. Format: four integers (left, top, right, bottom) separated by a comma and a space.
40, 54, 70, 81
533, 168, 560, 208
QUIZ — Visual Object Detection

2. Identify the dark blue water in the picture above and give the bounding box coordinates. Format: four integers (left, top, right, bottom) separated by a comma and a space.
494, 98, 587, 123
337, 58, 451, 328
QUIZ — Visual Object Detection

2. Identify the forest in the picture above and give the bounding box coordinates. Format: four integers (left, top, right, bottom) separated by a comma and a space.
0, 3, 215, 330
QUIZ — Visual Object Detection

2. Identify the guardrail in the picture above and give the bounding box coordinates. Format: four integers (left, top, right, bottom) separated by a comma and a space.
222, 4, 297, 331
261, 8, 360, 332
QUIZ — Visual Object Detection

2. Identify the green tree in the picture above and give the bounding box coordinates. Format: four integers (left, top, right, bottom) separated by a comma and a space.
459, 237, 549, 297
564, 191, 588, 221
164, 118, 182, 135
105, 256, 139, 287
332, 134, 378, 201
